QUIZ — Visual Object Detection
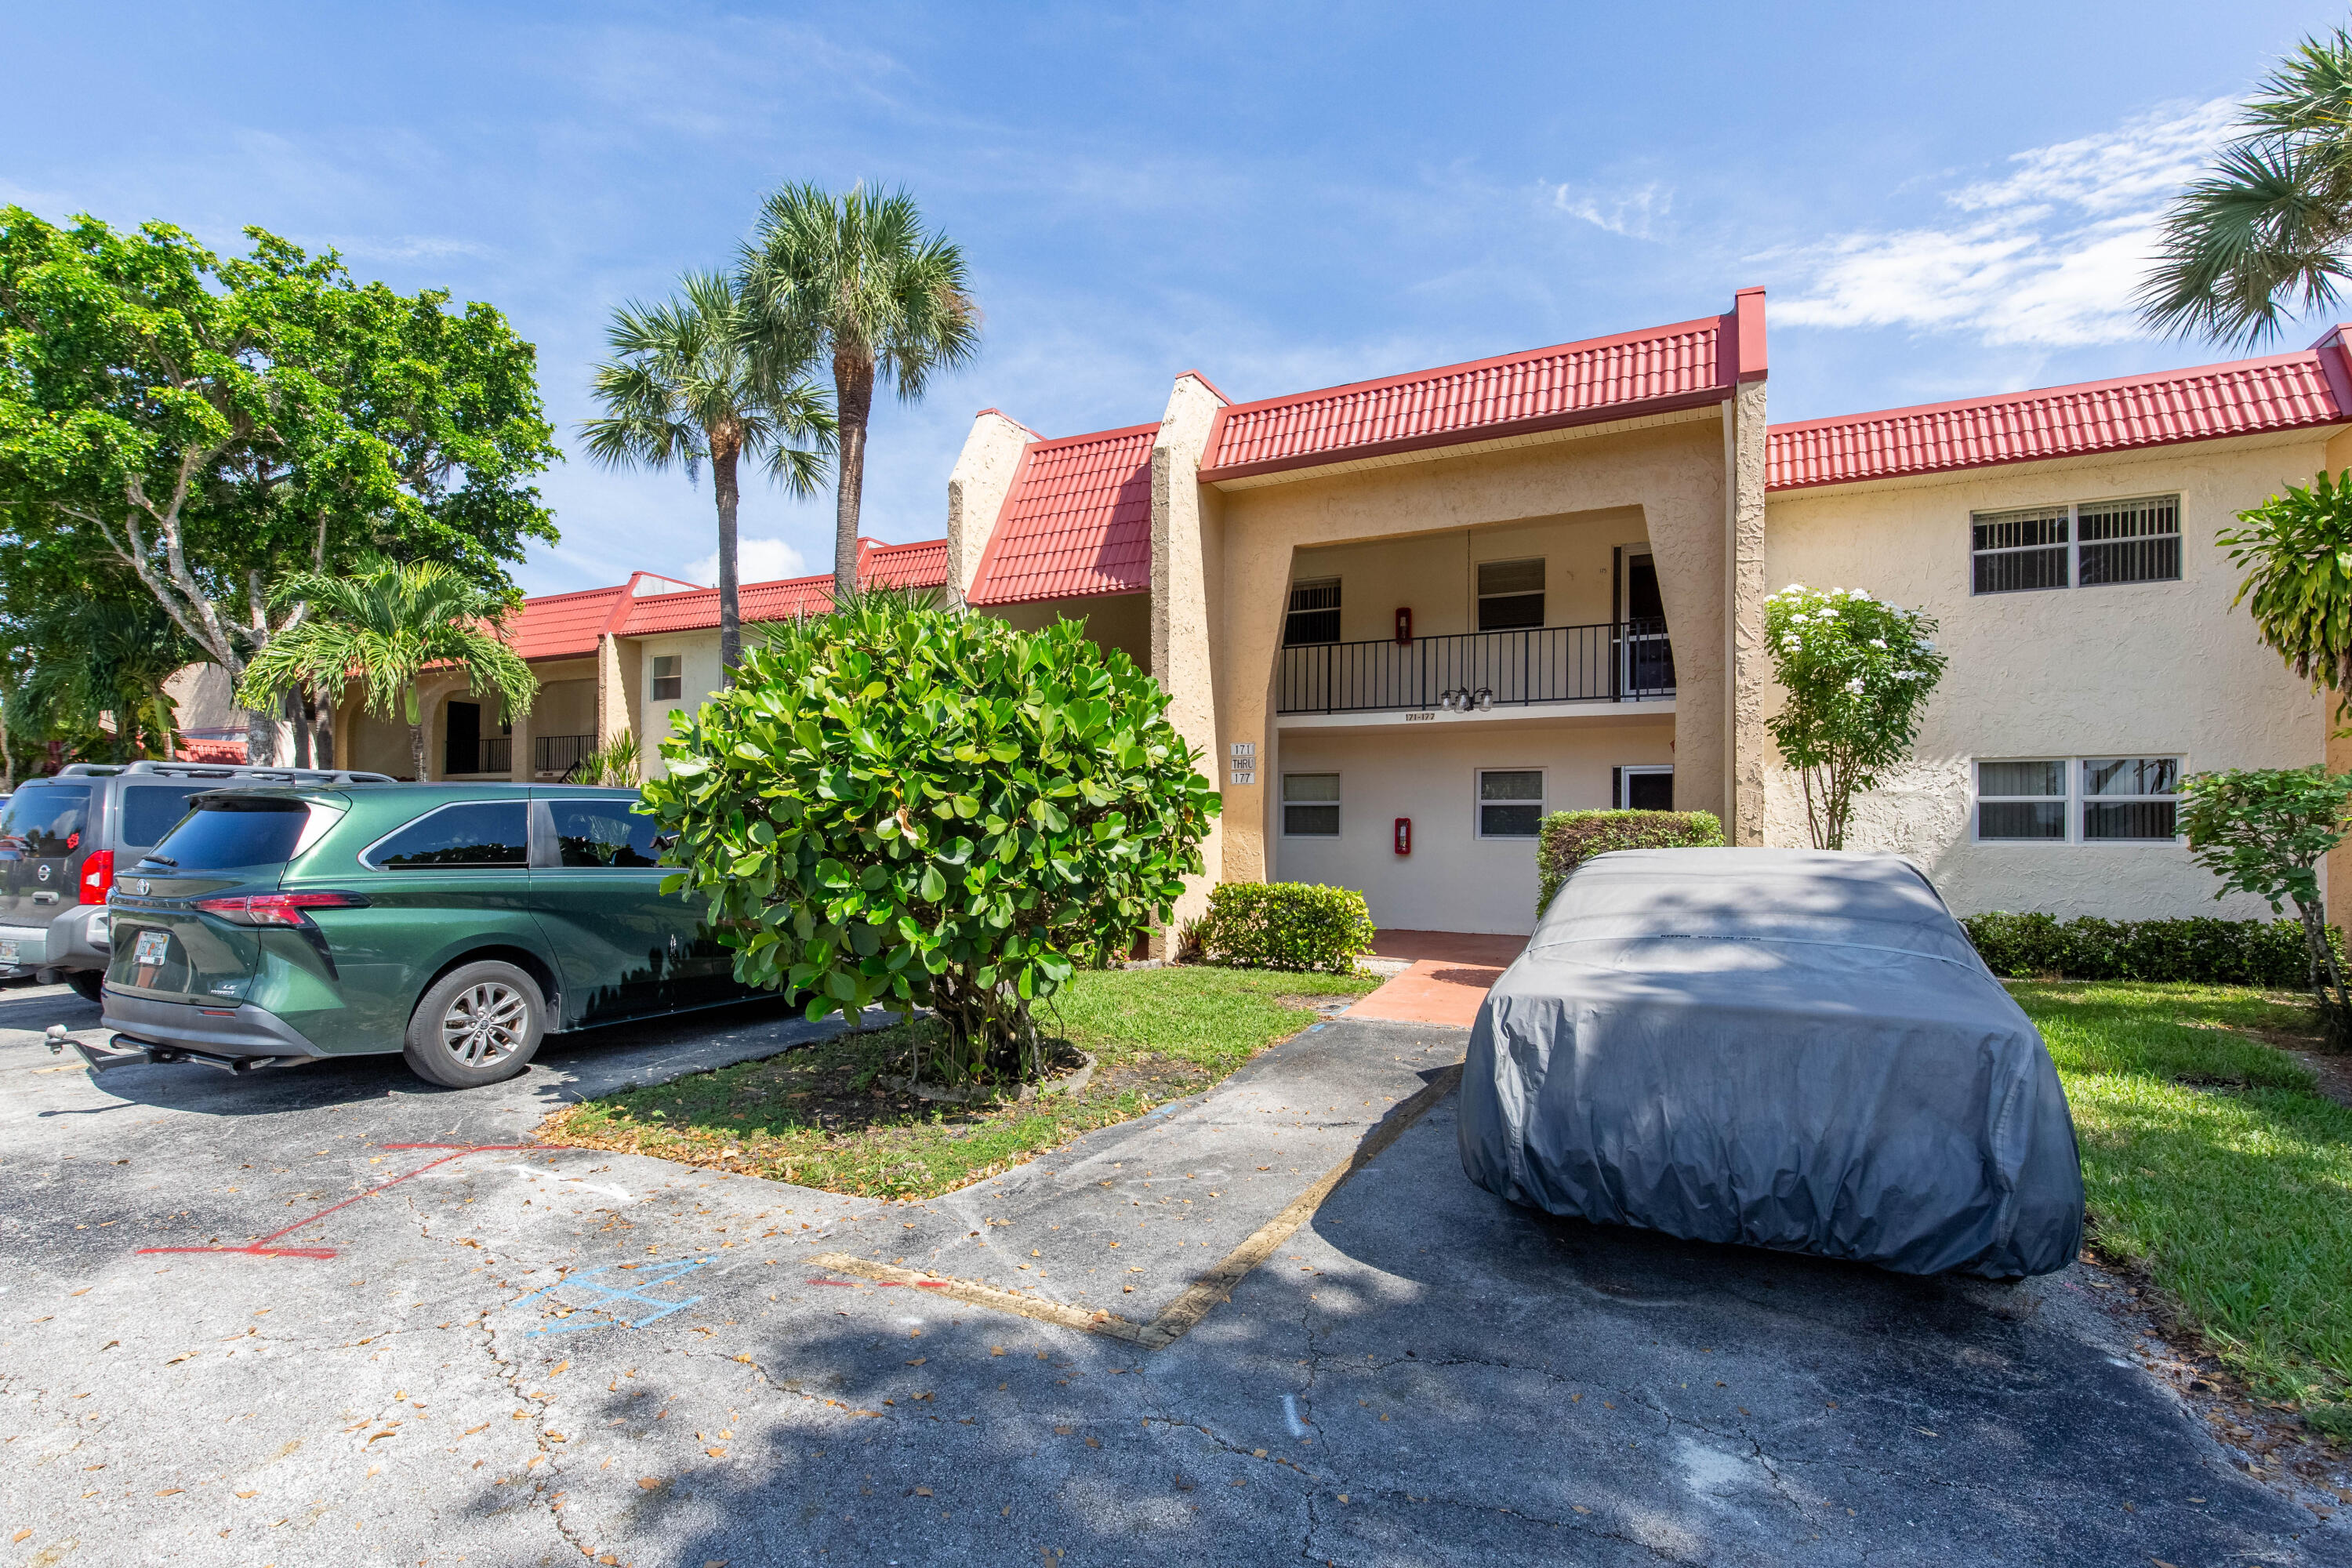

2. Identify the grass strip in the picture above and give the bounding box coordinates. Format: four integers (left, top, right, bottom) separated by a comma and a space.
539, 964, 1378, 1203
2009, 981, 2352, 1434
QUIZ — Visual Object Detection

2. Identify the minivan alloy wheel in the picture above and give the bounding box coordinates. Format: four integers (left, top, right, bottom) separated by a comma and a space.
441, 981, 529, 1067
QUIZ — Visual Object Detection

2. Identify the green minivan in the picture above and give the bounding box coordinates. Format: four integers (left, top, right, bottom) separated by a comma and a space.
94, 783, 751, 1087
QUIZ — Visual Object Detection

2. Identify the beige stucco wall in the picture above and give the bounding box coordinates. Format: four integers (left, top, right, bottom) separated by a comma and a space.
992, 593, 1152, 673
1760, 430, 2331, 919
630, 630, 724, 782
1204, 411, 1731, 907
1272, 717, 1674, 934
1287, 506, 1650, 642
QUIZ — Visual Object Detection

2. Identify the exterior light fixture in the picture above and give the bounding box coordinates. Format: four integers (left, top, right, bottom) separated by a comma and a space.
1474, 688, 1494, 712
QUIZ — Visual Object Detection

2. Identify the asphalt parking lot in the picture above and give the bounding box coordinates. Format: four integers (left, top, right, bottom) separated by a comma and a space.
2, 979, 2344, 1567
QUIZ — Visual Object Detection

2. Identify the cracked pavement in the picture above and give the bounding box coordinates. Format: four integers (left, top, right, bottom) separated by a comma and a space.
0, 978, 2343, 1566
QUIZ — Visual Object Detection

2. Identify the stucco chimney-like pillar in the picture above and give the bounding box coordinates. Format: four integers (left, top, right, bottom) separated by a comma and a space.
946, 409, 1036, 608
1152, 371, 1231, 942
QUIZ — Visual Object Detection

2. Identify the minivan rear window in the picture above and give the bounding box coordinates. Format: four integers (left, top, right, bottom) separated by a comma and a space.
0, 784, 92, 858
144, 797, 312, 870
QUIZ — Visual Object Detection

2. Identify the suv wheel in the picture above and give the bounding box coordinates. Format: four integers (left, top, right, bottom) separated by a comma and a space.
62, 971, 104, 1004
403, 960, 546, 1088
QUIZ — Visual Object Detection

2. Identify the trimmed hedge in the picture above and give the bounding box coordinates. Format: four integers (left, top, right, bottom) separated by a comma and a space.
1962, 911, 2347, 986
1198, 882, 1376, 974
1537, 809, 1726, 914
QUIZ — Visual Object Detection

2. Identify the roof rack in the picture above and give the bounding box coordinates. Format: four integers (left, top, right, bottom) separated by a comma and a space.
54, 760, 397, 785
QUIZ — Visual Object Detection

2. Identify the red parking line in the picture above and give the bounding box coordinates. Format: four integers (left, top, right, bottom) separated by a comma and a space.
136, 1143, 541, 1261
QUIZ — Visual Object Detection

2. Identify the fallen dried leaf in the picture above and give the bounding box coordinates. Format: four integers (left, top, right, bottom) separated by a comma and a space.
915, 1486, 933, 1497
706, 1447, 727, 1458
155, 1487, 183, 1496
1054, 1425, 1072, 1436
637, 1476, 664, 1490
235, 1490, 257, 1499
11, 1530, 29, 1543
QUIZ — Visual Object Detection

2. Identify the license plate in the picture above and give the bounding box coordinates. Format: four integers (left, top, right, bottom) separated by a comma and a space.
133, 931, 169, 965
0, 939, 14, 964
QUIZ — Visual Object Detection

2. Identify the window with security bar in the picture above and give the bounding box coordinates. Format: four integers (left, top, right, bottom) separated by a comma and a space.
1969, 495, 2180, 595
1283, 578, 1341, 646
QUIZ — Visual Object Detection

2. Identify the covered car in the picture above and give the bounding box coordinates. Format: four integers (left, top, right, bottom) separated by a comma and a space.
1458, 848, 2082, 1278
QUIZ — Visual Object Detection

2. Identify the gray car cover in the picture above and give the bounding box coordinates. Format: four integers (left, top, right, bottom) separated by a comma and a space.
1458, 848, 2082, 1278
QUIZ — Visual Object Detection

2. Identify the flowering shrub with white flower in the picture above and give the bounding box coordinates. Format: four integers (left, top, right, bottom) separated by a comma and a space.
1762, 585, 1947, 850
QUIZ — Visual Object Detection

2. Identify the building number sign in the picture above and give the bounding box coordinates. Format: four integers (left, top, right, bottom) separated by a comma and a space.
1229, 740, 1256, 787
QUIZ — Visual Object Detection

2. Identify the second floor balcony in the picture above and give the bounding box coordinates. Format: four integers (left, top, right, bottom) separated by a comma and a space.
1277, 619, 1673, 716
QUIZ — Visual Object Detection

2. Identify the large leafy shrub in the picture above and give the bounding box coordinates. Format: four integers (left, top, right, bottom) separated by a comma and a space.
1196, 883, 1374, 974
1762, 586, 1947, 849
639, 596, 1220, 1085
1963, 911, 2346, 986
1537, 809, 1725, 915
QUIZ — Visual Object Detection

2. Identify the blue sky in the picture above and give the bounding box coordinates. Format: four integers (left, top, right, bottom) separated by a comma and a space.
2, 2, 2340, 596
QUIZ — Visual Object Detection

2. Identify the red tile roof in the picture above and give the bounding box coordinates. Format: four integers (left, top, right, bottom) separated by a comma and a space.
608, 538, 951, 638
967, 424, 1158, 605
1200, 291, 1765, 483
1766, 337, 2352, 492
503, 585, 627, 662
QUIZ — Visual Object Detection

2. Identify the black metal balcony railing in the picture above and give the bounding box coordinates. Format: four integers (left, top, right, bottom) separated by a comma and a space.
533, 733, 595, 777
447, 736, 513, 775
1277, 619, 1674, 716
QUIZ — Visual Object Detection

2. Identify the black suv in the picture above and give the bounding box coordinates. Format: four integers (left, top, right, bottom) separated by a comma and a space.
0, 760, 392, 999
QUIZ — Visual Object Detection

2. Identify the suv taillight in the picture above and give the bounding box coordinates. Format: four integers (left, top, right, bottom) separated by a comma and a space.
78, 850, 114, 905
192, 891, 370, 927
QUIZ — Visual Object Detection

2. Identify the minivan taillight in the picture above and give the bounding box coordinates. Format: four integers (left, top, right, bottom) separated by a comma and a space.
78, 850, 114, 905
192, 891, 370, 927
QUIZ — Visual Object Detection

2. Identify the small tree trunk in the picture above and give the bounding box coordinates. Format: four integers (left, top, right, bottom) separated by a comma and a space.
833, 352, 876, 604
713, 428, 744, 673
2, 685, 16, 793
409, 720, 429, 783
286, 688, 311, 768
2296, 898, 2350, 1047
245, 703, 277, 769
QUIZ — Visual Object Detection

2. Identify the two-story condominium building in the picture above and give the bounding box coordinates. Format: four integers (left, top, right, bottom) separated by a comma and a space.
328, 288, 2352, 940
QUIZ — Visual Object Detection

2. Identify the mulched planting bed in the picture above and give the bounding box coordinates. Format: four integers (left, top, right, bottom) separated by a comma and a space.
539, 964, 1378, 1201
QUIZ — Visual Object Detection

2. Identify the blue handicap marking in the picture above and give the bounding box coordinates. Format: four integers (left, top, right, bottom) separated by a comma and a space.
513, 1257, 710, 1334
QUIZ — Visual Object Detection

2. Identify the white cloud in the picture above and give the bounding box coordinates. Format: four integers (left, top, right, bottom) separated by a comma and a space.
683, 535, 808, 587
1549, 180, 1671, 241
1773, 98, 2241, 347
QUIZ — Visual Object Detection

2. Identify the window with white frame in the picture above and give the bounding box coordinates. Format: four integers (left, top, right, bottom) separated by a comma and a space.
1283, 579, 1341, 646
1282, 773, 1341, 837
1975, 757, 2180, 843
1477, 769, 1544, 838
1476, 558, 1544, 631
651, 654, 683, 701
1614, 765, 1674, 811
1970, 495, 2180, 595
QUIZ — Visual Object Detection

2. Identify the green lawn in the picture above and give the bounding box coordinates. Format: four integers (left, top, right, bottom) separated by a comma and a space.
539, 964, 1378, 1203
2009, 981, 2352, 1434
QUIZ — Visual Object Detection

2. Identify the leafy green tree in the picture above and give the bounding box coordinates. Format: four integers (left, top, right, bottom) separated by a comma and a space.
581, 271, 834, 672
2142, 27, 2352, 345
13, 593, 198, 761
640, 595, 1218, 1086
2220, 468, 2352, 727
0, 209, 558, 764
235, 557, 535, 782
2180, 766, 2352, 1044
739, 184, 979, 599
1762, 585, 1947, 850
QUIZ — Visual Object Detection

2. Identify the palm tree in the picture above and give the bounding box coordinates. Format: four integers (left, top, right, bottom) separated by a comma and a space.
235, 557, 536, 782
2142, 27, 2352, 347
16, 596, 198, 762
740, 184, 981, 600
581, 271, 834, 671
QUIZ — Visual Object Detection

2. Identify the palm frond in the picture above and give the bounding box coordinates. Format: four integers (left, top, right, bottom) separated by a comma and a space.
2140, 138, 2352, 347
